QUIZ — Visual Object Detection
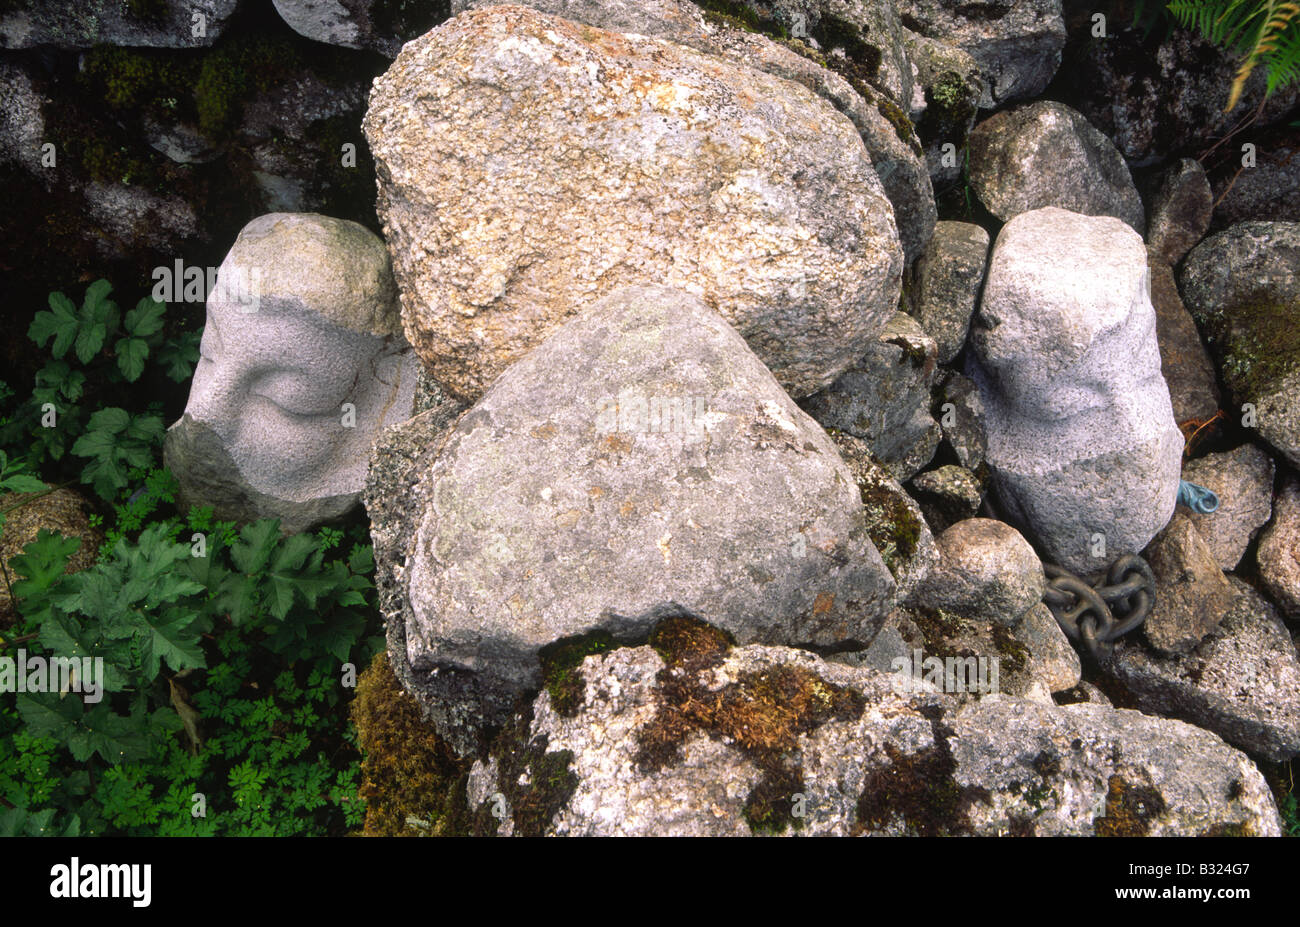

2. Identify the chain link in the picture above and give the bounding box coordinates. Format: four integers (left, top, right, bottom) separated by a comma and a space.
1042, 554, 1155, 662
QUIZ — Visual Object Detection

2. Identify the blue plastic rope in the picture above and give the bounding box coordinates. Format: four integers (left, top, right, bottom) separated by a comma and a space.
1177, 479, 1219, 514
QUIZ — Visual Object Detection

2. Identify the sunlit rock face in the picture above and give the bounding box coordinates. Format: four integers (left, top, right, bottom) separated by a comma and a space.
362, 4, 903, 403
967, 207, 1182, 574
164, 213, 420, 533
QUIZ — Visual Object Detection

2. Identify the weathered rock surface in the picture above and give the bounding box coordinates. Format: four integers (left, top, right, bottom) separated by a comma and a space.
1142, 513, 1237, 654
968, 101, 1145, 233
1211, 129, 1300, 228
723, 0, 918, 110
861, 601, 1076, 701
165, 213, 419, 534
395, 287, 901, 754
272, 0, 445, 55
1069, 26, 1300, 166
969, 207, 1182, 574
904, 30, 983, 189
0, 0, 238, 49
936, 370, 987, 473
453, 0, 938, 266
364, 4, 903, 401
897, 0, 1065, 107
800, 312, 941, 481
0, 60, 45, 174
1259, 478, 1300, 620
1147, 158, 1212, 265
1181, 222, 1300, 469
910, 465, 983, 534
81, 182, 200, 262
827, 431, 938, 603
1110, 579, 1300, 762
912, 518, 1045, 625
1182, 445, 1276, 572
905, 220, 988, 363
466, 638, 1280, 835
1149, 260, 1222, 426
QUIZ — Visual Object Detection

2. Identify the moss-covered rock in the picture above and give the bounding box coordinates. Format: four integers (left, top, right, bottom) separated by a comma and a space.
350, 651, 470, 836
1181, 221, 1300, 468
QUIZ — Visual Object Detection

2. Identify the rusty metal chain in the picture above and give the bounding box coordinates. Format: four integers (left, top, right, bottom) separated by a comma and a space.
1042, 554, 1155, 662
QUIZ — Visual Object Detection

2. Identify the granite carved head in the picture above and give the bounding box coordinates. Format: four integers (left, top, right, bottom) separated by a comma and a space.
164, 213, 419, 533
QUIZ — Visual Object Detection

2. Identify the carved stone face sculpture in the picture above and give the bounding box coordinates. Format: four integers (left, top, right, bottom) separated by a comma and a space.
967, 208, 1182, 574
164, 213, 420, 534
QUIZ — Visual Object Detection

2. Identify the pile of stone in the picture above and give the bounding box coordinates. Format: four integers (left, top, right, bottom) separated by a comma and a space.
159, 1, 1300, 836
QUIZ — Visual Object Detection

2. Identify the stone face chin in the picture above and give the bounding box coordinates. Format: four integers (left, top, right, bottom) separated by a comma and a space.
968, 207, 1183, 573
362, 3, 903, 403
394, 285, 899, 751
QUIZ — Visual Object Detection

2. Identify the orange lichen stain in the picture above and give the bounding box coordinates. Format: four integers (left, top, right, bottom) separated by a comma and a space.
531, 422, 558, 440
555, 509, 583, 528
602, 434, 634, 453
588, 486, 606, 499
812, 592, 835, 616
619, 500, 636, 517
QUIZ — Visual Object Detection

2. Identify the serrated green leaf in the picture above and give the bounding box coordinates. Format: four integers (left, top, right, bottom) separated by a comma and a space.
137, 606, 206, 679
29, 293, 79, 358
124, 298, 165, 338
115, 337, 149, 382
230, 519, 281, 576
1, 474, 47, 493
84, 406, 131, 435
157, 330, 200, 382
73, 317, 108, 365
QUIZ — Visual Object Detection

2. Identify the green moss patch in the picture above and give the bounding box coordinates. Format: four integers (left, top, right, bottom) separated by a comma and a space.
856, 469, 922, 577
1196, 298, 1300, 402
350, 651, 470, 836
539, 629, 617, 716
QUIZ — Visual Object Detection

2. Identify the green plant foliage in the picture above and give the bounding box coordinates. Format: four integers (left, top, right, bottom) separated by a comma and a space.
1168, 0, 1300, 108
1, 276, 380, 836
4, 280, 197, 474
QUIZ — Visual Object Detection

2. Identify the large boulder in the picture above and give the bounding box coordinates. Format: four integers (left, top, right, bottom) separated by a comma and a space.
1068, 25, 1300, 166
713, 0, 919, 111
164, 213, 420, 534
1211, 129, 1300, 228
1180, 222, 1300, 469
454, 0, 938, 266
968, 207, 1183, 573
1140, 512, 1236, 655
896, 0, 1065, 108
363, 4, 904, 401
968, 101, 1145, 234
389, 286, 901, 754
272, 0, 449, 55
903, 30, 983, 189
912, 518, 1045, 626
465, 633, 1281, 835
1145, 160, 1218, 424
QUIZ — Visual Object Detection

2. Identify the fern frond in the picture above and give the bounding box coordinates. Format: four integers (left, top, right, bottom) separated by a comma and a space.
1168, 0, 1300, 110
1226, 1, 1300, 108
